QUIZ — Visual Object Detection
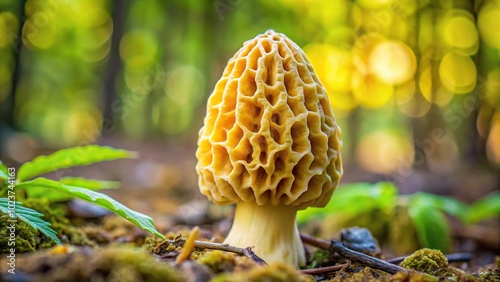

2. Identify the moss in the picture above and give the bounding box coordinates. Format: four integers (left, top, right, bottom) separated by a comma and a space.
149, 236, 184, 255
23, 198, 67, 224
476, 257, 500, 282
93, 247, 181, 282
10, 246, 182, 282
400, 248, 451, 276
143, 236, 162, 252
197, 250, 240, 273
0, 198, 94, 252
213, 262, 313, 282
23, 198, 95, 247
478, 268, 500, 281
196, 249, 257, 274
390, 270, 439, 282
348, 266, 387, 281
0, 213, 38, 253
325, 266, 438, 282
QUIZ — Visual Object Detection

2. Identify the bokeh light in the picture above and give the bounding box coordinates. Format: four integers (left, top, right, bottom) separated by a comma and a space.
0, 12, 18, 47
352, 73, 394, 108
439, 51, 477, 94
1, 0, 498, 179
356, 130, 414, 174
155, 65, 205, 135
442, 10, 478, 53
304, 43, 355, 112
368, 40, 417, 85
483, 67, 500, 110
120, 29, 158, 71
486, 113, 500, 164
478, 3, 500, 49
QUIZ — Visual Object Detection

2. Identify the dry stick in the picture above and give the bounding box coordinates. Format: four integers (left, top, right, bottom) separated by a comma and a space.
300, 233, 330, 249
387, 252, 472, 265
300, 234, 407, 275
300, 264, 348, 275
329, 241, 408, 275
193, 240, 267, 266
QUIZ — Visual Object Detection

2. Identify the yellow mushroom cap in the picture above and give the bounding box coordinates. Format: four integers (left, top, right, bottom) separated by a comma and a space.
196, 30, 342, 209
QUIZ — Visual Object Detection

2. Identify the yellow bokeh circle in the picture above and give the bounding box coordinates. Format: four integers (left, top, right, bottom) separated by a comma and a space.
352, 72, 394, 108
23, 14, 57, 49
305, 43, 355, 111
478, 4, 500, 49
443, 14, 478, 50
119, 29, 158, 70
368, 40, 417, 85
356, 130, 414, 174
439, 51, 476, 94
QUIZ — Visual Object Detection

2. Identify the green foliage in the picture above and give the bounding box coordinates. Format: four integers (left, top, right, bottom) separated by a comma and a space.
17, 145, 137, 182
407, 202, 451, 253
16, 178, 165, 239
0, 161, 8, 180
24, 177, 121, 201
0, 198, 61, 245
297, 182, 398, 224
59, 177, 120, 189
298, 182, 500, 253
409, 192, 468, 222
0, 145, 166, 246
466, 192, 500, 224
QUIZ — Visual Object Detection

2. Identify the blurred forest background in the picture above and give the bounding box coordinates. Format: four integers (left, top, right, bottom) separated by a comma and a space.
0, 0, 499, 200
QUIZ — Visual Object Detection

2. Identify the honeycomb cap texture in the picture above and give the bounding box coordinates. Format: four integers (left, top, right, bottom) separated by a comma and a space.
196, 30, 342, 209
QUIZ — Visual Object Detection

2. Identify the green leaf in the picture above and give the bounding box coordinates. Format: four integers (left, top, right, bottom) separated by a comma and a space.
410, 192, 469, 222
298, 182, 398, 224
408, 201, 451, 252
0, 161, 9, 181
0, 198, 61, 245
59, 177, 120, 190
17, 145, 137, 182
17, 178, 165, 239
23, 186, 73, 202
16, 177, 120, 202
466, 192, 500, 224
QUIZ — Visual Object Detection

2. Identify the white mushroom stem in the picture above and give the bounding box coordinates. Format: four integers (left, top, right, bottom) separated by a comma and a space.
223, 201, 306, 267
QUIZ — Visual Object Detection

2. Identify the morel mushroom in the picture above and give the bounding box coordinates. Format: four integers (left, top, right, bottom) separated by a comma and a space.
195, 30, 342, 266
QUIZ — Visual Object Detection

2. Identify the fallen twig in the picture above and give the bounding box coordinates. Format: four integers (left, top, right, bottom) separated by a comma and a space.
193, 240, 267, 266
300, 234, 407, 275
387, 252, 472, 265
300, 233, 330, 249
300, 264, 348, 275
329, 240, 408, 274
